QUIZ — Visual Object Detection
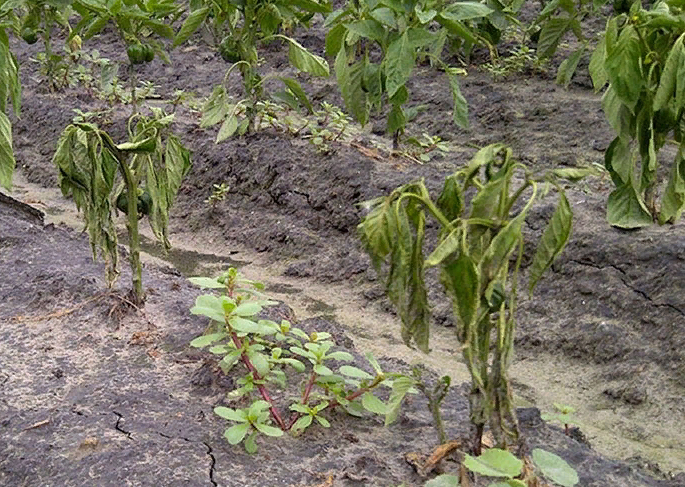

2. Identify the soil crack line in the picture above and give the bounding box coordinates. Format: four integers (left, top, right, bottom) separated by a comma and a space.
203, 441, 218, 487
112, 411, 133, 439
154, 432, 217, 486
570, 259, 685, 316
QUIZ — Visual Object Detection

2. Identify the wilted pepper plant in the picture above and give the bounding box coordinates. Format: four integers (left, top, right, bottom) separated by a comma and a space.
53, 108, 191, 304
358, 143, 596, 456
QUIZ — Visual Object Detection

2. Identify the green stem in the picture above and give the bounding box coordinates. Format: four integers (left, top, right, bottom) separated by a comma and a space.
119, 156, 144, 304
129, 64, 138, 114
397, 193, 453, 230
101, 134, 143, 304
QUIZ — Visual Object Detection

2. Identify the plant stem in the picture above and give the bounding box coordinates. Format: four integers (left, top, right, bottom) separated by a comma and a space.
229, 331, 287, 431
301, 370, 318, 404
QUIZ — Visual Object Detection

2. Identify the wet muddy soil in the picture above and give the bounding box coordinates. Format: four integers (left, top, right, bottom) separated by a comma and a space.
2, 5, 685, 486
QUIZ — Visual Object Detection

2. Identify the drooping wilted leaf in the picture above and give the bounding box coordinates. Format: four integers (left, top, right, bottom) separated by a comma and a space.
528, 192, 573, 292
358, 196, 393, 271
480, 211, 526, 282
659, 148, 685, 223
285, 36, 329, 77
436, 173, 464, 224
653, 34, 684, 111
606, 182, 653, 228
426, 228, 461, 267
441, 251, 480, 342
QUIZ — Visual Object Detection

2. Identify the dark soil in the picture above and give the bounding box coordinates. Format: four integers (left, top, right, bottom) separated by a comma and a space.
2, 4, 685, 486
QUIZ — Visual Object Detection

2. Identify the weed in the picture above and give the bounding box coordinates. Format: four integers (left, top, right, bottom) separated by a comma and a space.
189, 268, 418, 453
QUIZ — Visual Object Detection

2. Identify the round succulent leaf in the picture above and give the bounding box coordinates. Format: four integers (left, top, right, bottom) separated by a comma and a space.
254, 422, 284, 437
532, 449, 579, 487
189, 332, 227, 348
214, 406, 247, 422
224, 422, 250, 444
314, 364, 333, 376
424, 475, 459, 487
463, 449, 523, 478
291, 414, 313, 433
315, 415, 331, 428
339, 365, 374, 379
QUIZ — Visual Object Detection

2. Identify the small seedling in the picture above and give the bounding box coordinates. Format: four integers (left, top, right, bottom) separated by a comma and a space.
204, 183, 230, 206
541, 403, 577, 436
403, 133, 450, 163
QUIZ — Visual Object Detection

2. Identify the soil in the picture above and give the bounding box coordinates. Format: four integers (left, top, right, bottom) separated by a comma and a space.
2, 3, 685, 487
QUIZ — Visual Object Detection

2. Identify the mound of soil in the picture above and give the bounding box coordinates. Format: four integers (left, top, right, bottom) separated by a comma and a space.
1, 198, 682, 487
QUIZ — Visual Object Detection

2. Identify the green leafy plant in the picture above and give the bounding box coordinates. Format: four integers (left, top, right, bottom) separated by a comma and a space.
590, 0, 685, 227
53, 109, 191, 304
174, 0, 331, 139
541, 403, 576, 436
189, 268, 415, 453
305, 102, 353, 154
403, 132, 451, 163
18, 0, 82, 91
427, 447, 578, 487
325, 0, 488, 148
530, 0, 611, 85
73, 0, 182, 113
0, 0, 21, 190
481, 43, 548, 81
358, 143, 597, 454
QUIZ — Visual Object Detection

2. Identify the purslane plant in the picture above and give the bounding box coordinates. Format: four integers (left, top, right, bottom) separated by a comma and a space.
358, 143, 596, 454
189, 268, 418, 453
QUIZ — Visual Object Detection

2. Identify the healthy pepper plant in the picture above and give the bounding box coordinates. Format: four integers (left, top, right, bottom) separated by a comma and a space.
325, 0, 493, 148
173, 0, 331, 140
15, 0, 82, 91
189, 268, 419, 453
590, 0, 685, 227
73, 0, 181, 112
0, 0, 21, 190
53, 108, 191, 304
358, 143, 596, 455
